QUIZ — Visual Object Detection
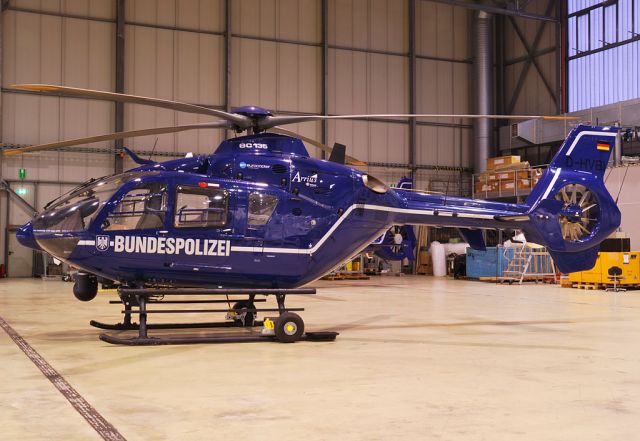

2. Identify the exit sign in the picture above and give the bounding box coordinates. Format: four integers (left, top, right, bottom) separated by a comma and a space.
18, 168, 26, 180
15, 187, 29, 196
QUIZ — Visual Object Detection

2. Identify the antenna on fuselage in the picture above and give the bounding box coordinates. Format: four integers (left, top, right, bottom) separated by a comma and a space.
148, 137, 159, 161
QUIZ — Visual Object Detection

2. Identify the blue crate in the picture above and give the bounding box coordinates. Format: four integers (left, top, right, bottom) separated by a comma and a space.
466, 246, 514, 278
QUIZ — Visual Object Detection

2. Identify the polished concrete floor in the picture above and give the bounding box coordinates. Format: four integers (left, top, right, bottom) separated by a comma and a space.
1, 276, 639, 440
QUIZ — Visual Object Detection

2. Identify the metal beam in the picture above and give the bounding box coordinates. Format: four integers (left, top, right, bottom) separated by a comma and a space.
504, 45, 555, 66
420, 0, 557, 22
0, 6, 4, 269
507, 3, 557, 106
506, 0, 555, 114
555, 0, 563, 114
321, 0, 328, 159
495, 13, 506, 149
114, 0, 125, 174
408, 0, 417, 182
225, 0, 231, 115
0, 179, 36, 214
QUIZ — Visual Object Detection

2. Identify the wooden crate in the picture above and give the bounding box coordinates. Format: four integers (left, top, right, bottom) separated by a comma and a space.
499, 179, 531, 191
487, 155, 520, 170
489, 170, 530, 181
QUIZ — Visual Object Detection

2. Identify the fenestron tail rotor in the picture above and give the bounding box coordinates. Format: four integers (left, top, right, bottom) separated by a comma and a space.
554, 183, 600, 242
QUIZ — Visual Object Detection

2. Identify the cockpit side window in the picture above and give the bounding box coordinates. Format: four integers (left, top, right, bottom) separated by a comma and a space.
248, 192, 278, 226
103, 183, 167, 231
174, 185, 228, 228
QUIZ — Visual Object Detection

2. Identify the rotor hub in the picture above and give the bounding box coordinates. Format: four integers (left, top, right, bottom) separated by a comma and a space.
554, 183, 599, 242
232, 106, 272, 118
560, 204, 583, 223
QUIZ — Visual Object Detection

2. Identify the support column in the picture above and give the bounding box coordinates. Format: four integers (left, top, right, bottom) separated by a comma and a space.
555, 0, 563, 114
0, 4, 5, 269
114, 0, 125, 174
408, 0, 417, 182
224, 0, 232, 140
225, 0, 231, 113
495, 13, 505, 153
321, 0, 328, 159
473, 10, 493, 173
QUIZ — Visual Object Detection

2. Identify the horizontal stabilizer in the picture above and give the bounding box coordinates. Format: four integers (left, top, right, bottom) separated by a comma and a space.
548, 246, 599, 273
458, 228, 486, 251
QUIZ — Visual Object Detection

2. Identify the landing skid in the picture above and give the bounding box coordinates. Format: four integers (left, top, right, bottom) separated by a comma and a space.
95, 286, 338, 345
99, 331, 339, 346
89, 319, 263, 331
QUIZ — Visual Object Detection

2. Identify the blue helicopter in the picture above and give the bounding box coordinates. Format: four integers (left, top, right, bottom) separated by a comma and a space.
4, 84, 621, 344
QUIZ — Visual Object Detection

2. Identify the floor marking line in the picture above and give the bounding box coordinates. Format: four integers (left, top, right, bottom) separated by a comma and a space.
0, 316, 127, 441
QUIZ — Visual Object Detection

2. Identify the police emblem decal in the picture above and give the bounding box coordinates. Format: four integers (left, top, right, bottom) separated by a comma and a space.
95, 235, 110, 251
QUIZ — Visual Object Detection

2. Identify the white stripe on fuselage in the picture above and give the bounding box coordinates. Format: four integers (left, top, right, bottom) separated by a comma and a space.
564, 130, 616, 156
76, 204, 499, 256
541, 167, 562, 200
233, 204, 494, 255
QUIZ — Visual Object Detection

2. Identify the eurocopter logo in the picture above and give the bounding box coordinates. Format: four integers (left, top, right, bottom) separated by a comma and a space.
96, 235, 231, 256
239, 162, 269, 170
292, 172, 318, 186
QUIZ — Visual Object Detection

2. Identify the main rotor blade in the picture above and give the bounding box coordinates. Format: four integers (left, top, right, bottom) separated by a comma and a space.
2, 121, 233, 156
258, 113, 579, 130
11, 84, 250, 128
269, 127, 366, 166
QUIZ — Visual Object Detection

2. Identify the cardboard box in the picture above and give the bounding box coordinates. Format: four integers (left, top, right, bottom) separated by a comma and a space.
499, 179, 531, 191
487, 155, 520, 170
417, 251, 433, 275
475, 181, 498, 193
500, 181, 516, 191
517, 178, 531, 190
489, 170, 530, 181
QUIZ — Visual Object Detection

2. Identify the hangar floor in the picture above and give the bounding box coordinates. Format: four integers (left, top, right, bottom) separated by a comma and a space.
1, 276, 639, 440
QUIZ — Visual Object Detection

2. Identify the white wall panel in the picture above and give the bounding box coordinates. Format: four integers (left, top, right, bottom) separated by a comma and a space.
328, 120, 408, 170
231, 39, 321, 113
127, 0, 224, 32
416, 1, 470, 60
329, 50, 407, 114
328, 0, 407, 52
124, 24, 225, 154
233, 0, 321, 43
606, 166, 640, 248
2, 10, 114, 183
416, 125, 470, 169
10, 0, 115, 20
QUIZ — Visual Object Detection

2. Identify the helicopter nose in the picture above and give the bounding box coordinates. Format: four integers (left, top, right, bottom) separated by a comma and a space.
16, 221, 43, 251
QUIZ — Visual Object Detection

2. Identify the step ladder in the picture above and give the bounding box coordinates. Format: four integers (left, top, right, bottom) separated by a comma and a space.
499, 243, 558, 285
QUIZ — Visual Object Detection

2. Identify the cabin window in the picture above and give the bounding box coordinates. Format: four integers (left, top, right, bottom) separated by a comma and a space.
174, 185, 228, 228
103, 183, 167, 231
248, 192, 278, 226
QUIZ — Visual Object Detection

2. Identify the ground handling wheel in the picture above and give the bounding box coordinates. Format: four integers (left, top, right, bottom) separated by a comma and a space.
231, 301, 255, 327
274, 312, 304, 343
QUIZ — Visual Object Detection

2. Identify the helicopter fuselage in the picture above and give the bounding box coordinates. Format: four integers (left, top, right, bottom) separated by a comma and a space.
18, 133, 528, 288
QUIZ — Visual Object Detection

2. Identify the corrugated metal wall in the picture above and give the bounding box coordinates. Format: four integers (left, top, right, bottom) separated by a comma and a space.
568, 0, 640, 112
0, 0, 475, 271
